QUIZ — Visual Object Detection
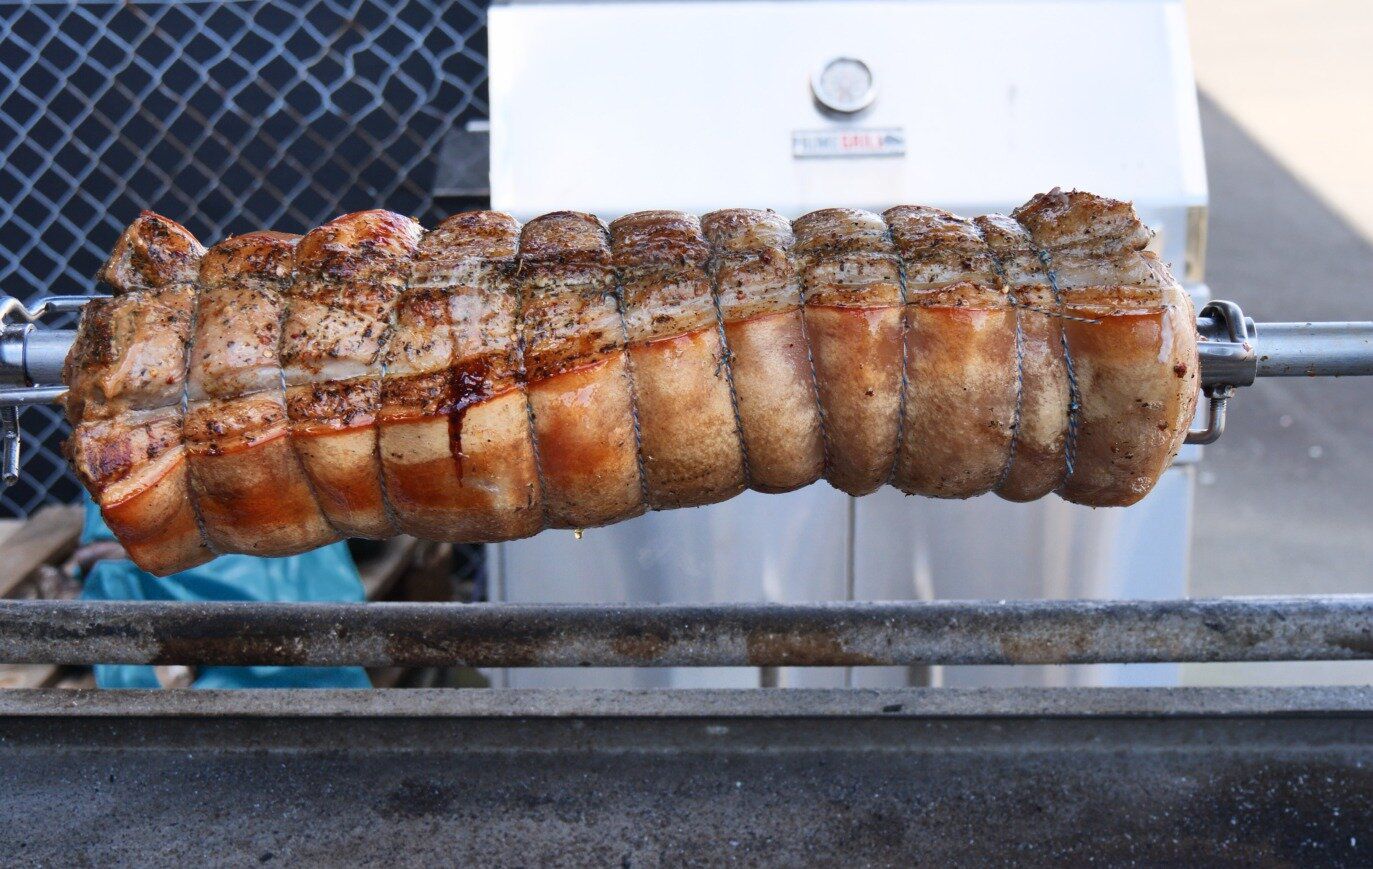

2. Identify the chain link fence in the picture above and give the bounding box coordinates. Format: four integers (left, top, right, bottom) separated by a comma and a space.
0, 0, 490, 520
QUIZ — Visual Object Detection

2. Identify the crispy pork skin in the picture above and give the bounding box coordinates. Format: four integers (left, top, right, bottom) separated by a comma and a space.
184, 231, 339, 556
701, 209, 824, 494
793, 209, 905, 495
611, 211, 745, 508
379, 211, 542, 540
1013, 190, 1199, 507
518, 212, 645, 529
976, 214, 1073, 503
63, 190, 1202, 573
63, 212, 214, 575
885, 207, 1017, 498
281, 210, 421, 537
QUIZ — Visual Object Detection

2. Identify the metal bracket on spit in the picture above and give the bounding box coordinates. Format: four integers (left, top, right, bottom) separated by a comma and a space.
1187, 300, 1256, 445
0, 294, 103, 487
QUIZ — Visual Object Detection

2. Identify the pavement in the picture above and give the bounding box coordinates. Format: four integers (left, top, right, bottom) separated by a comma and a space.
1184, 3, 1373, 683
1187, 1, 1373, 242
1191, 94, 1373, 593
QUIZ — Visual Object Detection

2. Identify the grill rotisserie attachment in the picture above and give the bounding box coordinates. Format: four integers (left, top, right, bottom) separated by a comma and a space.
59, 189, 1199, 575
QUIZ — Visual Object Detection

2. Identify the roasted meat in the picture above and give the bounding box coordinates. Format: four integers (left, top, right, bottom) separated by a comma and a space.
63, 189, 1200, 575
64, 213, 212, 573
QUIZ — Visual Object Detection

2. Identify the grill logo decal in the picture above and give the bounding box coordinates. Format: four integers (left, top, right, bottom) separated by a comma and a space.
792, 128, 906, 159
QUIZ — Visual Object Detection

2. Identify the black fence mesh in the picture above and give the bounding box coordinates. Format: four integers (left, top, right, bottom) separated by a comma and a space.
0, 0, 489, 519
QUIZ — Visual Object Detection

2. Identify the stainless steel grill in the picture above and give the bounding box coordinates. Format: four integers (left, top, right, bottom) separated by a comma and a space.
0, 597, 1370, 864
2, 2, 1371, 862
7, 258, 1369, 859
2, 296, 1370, 854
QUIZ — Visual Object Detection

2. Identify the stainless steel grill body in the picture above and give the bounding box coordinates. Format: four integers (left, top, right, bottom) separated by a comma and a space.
1, 686, 1369, 865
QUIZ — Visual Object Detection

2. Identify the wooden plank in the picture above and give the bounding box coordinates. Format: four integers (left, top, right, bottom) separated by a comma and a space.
357, 536, 419, 601
0, 504, 84, 599
0, 664, 65, 689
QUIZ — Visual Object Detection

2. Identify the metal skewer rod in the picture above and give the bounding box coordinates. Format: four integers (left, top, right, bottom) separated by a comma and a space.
1196, 315, 1373, 386
1253, 321, 1373, 378
3, 299, 1373, 461
11, 323, 1373, 396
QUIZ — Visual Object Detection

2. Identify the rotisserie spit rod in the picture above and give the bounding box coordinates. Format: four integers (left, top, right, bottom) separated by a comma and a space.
1, 188, 1358, 575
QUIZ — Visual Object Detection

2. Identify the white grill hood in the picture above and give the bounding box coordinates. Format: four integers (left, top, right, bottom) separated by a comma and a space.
489, 0, 1206, 221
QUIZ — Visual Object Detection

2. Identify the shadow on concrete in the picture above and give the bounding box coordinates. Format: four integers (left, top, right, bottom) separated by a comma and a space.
1193, 91, 1373, 597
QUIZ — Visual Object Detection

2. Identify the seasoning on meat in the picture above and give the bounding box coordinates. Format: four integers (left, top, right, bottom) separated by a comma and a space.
63, 190, 1199, 575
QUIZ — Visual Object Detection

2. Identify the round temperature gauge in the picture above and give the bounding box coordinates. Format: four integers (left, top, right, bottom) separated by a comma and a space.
810, 57, 877, 115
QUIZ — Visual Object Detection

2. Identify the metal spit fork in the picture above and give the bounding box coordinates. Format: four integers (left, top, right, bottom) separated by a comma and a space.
1, 294, 1373, 485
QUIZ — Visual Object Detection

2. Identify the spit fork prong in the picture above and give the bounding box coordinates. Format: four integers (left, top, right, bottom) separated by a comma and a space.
1188, 300, 1254, 445
0, 293, 102, 488
1, 406, 19, 486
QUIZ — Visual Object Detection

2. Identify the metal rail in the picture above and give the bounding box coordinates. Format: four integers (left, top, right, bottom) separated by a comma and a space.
1, 596, 1370, 667
6, 684, 1373, 718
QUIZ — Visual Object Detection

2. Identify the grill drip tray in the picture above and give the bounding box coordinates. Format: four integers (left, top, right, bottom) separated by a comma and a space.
2, 686, 1369, 865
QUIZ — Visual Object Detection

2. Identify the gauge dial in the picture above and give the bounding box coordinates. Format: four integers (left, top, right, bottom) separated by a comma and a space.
811, 57, 877, 115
